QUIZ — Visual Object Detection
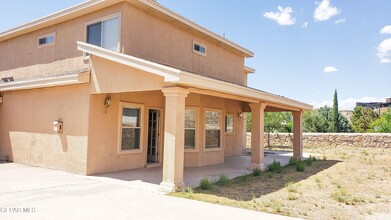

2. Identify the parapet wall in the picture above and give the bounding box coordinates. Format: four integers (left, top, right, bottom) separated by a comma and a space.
246, 133, 391, 148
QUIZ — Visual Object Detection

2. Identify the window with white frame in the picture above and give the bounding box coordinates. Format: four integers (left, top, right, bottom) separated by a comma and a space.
193, 41, 206, 56
87, 16, 119, 51
205, 110, 221, 149
120, 105, 142, 151
225, 114, 234, 134
184, 109, 196, 149
38, 33, 55, 47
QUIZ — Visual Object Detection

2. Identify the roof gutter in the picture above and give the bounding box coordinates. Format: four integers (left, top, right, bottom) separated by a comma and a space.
0, 71, 90, 92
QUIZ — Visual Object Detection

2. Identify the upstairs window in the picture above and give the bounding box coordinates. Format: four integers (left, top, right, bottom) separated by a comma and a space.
193, 41, 207, 56
87, 15, 119, 51
38, 33, 55, 47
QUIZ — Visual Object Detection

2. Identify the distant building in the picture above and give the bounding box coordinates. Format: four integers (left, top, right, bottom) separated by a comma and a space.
356, 98, 391, 115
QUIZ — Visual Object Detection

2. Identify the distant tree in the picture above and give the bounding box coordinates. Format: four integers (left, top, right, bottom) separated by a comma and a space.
351, 106, 379, 132
370, 108, 391, 133
304, 106, 352, 133
332, 89, 340, 132
304, 106, 332, 132
338, 114, 352, 133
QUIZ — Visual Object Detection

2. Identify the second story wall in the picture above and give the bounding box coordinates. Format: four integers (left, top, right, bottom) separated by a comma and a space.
0, 1, 246, 85
121, 3, 245, 85
0, 3, 125, 81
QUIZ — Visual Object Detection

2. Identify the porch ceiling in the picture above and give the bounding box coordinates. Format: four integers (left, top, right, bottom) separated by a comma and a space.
77, 42, 313, 112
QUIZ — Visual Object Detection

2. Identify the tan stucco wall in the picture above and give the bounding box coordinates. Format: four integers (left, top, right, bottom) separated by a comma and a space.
184, 94, 245, 167
122, 3, 245, 85
1, 2, 245, 85
0, 3, 124, 74
89, 56, 165, 94
0, 84, 90, 174
87, 91, 165, 175
86, 90, 246, 175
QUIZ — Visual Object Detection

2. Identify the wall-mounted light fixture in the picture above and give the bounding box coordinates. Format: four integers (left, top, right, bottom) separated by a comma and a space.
238, 112, 243, 118
104, 96, 112, 113
53, 120, 63, 133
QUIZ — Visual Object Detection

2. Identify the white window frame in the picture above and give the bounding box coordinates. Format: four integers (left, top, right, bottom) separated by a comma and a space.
184, 107, 199, 152
84, 12, 122, 54
225, 113, 235, 134
192, 41, 207, 56
117, 102, 144, 155
203, 108, 223, 152
37, 32, 56, 48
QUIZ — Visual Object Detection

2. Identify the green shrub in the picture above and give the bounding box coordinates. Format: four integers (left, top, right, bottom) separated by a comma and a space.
296, 162, 305, 172
252, 168, 262, 176
216, 174, 230, 186
310, 155, 317, 161
288, 157, 300, 166
199, 178, 212, 190
267, 160, 282, 173
304, 157, 313, 166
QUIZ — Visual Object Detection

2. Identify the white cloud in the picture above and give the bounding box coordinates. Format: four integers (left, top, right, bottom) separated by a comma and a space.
323, 66, 338, 73
264, 6, 296, 26
377, 38, 391, 63
380, 25, 391, 34
301, 22, 309, 28
314, 0, 341, 21
335, 18, 346, 25
311, 97, 386, 110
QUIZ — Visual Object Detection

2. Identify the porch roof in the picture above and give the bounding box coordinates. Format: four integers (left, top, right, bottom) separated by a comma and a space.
77, 42, 313, 111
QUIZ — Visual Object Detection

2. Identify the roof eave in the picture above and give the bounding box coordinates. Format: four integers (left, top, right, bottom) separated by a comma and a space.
77, 42, 312, 111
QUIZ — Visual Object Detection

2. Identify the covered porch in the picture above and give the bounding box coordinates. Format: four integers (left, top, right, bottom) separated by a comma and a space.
78, 42, 312, 192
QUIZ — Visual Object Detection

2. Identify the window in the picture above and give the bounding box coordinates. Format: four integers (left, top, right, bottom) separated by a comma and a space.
38, 33, 55, 47
184, 109, 196, 149
120, 105, 142, 151
193, 41, 207, 56
225, 114, 234, 134
205, 110, 221, 149
87, 16, 119, 51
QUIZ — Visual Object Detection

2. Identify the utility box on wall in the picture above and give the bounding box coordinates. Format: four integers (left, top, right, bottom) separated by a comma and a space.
53, 120, 63, 133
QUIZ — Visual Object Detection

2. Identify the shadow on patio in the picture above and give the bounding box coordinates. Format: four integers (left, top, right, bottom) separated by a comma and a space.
89, 150, 338, 195
198, 158, 340, 201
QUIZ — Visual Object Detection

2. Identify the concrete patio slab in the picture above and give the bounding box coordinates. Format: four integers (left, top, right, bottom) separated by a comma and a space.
0, 163, 299, 220
92, 151, 314, 192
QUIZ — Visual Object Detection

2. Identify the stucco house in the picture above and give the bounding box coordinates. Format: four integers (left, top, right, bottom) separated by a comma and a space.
0, 0, 312, 191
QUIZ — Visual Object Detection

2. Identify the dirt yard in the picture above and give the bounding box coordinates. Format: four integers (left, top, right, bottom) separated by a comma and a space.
172, 145, 391, 220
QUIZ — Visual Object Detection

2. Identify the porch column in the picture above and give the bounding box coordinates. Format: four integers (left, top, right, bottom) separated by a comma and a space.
160, 87, 189, 192
292, 110, 304, 158
249, 103, 267, 171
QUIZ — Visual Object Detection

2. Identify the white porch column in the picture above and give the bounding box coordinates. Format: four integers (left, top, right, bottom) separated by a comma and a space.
249, 103, 267, 171
160, 87, 189, 192
292, 110, 304, 158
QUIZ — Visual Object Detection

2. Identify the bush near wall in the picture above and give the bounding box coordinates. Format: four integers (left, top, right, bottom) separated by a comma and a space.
246, 133, 391, 148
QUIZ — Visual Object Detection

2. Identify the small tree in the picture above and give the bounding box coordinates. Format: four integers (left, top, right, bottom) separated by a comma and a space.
264, 112, 292, 147
351, 106, 379, 132
370, 108, 391, 132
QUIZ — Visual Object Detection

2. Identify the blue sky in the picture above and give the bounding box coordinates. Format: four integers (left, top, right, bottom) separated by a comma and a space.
1, 0, 390, 110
